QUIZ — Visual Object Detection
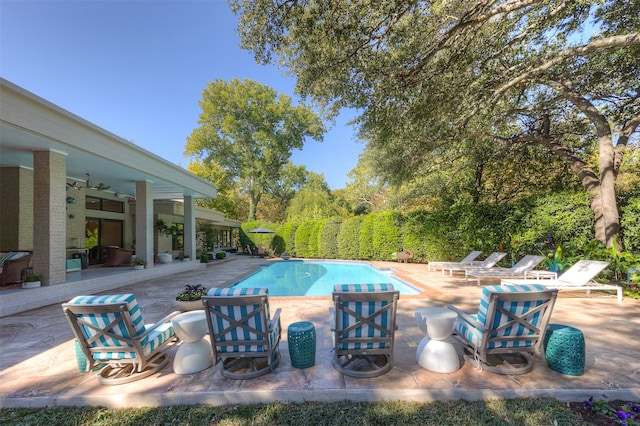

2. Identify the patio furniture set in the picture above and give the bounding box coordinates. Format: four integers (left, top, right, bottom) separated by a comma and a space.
60, 254, 614, 385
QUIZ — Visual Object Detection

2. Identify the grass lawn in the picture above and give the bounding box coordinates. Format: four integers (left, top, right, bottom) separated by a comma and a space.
1, 398, 632, 425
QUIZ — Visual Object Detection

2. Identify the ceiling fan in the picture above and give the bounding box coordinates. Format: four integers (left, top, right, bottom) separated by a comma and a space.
85, 173, 111, 191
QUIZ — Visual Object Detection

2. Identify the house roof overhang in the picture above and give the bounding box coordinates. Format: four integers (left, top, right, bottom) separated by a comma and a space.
0, 78, 217, 200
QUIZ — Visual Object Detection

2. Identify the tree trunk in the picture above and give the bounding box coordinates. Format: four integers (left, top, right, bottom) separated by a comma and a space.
597, 134, 620, 247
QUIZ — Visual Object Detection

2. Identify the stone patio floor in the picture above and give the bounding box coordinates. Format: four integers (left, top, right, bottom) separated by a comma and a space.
1, 254, 638, 408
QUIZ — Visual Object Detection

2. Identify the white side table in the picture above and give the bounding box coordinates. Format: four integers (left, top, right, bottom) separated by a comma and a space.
171, 310, 213, 374
415, 307, 460, 373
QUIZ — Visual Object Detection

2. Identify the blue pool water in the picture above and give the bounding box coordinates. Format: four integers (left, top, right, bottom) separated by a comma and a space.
231, 260, 421, 296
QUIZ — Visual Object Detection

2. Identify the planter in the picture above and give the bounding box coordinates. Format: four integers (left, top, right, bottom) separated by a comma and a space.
183, 258, 191, 262
175, 300, 204, 312
22, 280, 41, 289
133, 265, 144, 270
281, 254, 291, 260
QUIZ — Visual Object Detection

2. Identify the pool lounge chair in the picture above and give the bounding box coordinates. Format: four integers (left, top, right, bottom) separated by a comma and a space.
442, 252, 507, 276
448, 283, 558, 375
330, 284, 399, 378
428, 250, 482, 272
501, 259, 623, 302
465, 255, 545, 285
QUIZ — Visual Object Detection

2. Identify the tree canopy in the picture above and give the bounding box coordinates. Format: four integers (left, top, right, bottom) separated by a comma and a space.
232, 0, 640, 247
185, 78, 325, 220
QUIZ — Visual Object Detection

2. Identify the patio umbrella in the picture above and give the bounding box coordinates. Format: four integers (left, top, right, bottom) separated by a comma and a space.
248, 227, 275, 251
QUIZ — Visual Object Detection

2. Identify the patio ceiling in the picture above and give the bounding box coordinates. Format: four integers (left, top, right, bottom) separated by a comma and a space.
0, 78, 217, 200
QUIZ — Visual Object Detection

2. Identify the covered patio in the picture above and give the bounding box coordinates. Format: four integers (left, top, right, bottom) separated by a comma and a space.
0, 78, 226, 289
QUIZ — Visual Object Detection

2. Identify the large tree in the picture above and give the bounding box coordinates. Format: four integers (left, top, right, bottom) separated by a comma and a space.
232, 0, 640, 247
185, 78, 325, 220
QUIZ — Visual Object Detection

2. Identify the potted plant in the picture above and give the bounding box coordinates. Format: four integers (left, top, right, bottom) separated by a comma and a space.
132, 257, 146, 270
182, 254, 190, 261
281, 251, 291, 260
22, 273, 43, 289
175, 284, 208, 311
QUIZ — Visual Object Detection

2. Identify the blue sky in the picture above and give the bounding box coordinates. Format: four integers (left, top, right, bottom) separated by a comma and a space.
0, 0, 362, 189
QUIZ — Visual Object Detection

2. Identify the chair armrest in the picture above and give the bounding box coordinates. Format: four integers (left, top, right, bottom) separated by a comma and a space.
270, 308, 282, 330
137, 310, 181, 340
447, 305, 485, 331
329, 307, 335, 331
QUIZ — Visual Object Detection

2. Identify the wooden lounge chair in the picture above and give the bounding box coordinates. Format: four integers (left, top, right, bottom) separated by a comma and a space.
465, 255, 545, 285
202, 287, 281, 379
448, 284, 558, 375
62, 294, 180, 384
330, 284, 399, 378
502, 259, 622, 302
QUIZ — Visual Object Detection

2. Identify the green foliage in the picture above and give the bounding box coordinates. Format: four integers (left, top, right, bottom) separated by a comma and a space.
131, 257, 146, 267
320, 218, 342, 259
294, 221, 315, 258
240, 191, 639, 265
576, 238, 640, 283
399, 211, 430, 263
308, 221, 324, 258
185, 78, 325, 221
176, 284, 207, 301
215, 252, 226, 259
337, 216, 363, 260
510, 192, 594, 255
233, 0, 639, 247
620, 195, 640, 252
358, 214, 376, 260
371, 211, 402, 261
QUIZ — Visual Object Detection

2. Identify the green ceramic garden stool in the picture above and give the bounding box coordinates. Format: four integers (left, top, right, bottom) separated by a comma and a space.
543, 324, 585, 376
288, 321, 316, 369
75, 340, 88, 372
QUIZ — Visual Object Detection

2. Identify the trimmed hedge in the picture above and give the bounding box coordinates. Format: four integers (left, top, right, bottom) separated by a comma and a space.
242, 191, 637, 263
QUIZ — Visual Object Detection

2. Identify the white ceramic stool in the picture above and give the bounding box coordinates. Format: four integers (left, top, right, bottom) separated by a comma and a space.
415, 307, 460, 373
171, 310, 213, 374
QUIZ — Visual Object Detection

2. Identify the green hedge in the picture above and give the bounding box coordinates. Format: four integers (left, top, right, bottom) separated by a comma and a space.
242, 191, 638, 263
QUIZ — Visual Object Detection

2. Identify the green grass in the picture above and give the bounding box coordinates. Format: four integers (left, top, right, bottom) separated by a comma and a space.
0, 398, 591, 425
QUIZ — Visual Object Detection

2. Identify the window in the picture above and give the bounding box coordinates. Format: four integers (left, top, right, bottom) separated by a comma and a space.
86, 196, 124, 213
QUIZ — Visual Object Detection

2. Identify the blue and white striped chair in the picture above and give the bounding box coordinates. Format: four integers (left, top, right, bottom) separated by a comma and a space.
448, 284, 558, 374
62, 294, 180, 384
202, 288, 281, 379
331, 284, 400, 378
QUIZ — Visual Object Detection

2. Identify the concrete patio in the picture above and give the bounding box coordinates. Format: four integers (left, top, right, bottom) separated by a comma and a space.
1, 254, 638, 408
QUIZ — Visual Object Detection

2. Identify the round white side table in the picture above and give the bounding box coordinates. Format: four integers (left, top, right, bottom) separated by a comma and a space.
171, 310, 213, 374
415, 307, 460, 373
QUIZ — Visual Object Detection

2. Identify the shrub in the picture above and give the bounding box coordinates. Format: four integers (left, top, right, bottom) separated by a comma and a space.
337, 216, 363, 260
320, 218, 342, 259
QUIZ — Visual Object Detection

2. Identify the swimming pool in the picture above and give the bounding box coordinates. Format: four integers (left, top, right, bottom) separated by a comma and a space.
231, 260, 421, 296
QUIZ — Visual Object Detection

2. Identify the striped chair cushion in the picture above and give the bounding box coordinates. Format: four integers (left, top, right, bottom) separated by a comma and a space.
333, 283, 395, 293
457, 284, 548, 348
334, 284, 395, 350
67, 294, 148, 346
93, 322, 174, 360
206, 287, 274, 353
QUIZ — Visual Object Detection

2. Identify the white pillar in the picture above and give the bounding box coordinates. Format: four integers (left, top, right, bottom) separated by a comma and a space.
33, 150, 67, 285
135, 180, 154, 268
183, 195, 196, 260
